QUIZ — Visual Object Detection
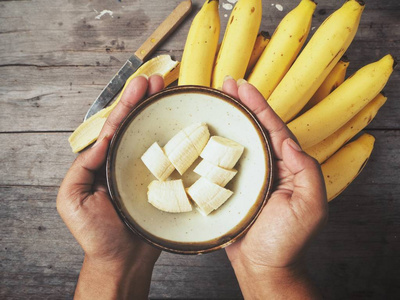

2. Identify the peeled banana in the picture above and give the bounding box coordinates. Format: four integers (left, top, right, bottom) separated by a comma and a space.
267, 0, 364, 122
200, 136, 244, 169
178, 0, 220, 86
321, 133, 375, 202
68, 55, 180, 153
147, 180, 192, 213
305, 93, 387, 163
164, 123, 210, 175
194, 159, 237, 187
301, 57, 349, 114
141, 142, 175, 181
212, 0, 262, 89
187, 177, 233, 216
288, 55, 394, 149
248, 0, 316, 99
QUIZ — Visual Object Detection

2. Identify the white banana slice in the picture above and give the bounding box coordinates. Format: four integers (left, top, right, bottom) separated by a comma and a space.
183, 123, 210, 154
187, 177, 233, 216
164, 123, 210, 175
147, 180, 192, 213
194, 159, 237, 187
141, 142, 175, 181
200, 136, 244, 169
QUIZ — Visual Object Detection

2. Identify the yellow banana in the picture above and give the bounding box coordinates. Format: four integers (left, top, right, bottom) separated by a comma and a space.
288, 54, 394, 149
301, 57, 349, 113
322, 133, 375, 202
211, 0, 262, 89
69, 55, 180, 153
247, 0, 316, 99
267, 0, 364, 123
245, 31, 270, 76
305, 93, 387, 163
178, 0, 220, 86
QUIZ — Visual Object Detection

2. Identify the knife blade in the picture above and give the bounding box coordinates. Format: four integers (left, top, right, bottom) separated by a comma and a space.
84, 0, 192, 121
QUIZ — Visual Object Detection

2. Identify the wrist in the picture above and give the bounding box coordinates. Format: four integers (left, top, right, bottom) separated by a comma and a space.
231, 256, 320, 299
75, 254, 156, 300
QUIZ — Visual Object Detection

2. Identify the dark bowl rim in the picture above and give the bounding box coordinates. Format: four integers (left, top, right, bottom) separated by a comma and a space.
106, 85, 274, 255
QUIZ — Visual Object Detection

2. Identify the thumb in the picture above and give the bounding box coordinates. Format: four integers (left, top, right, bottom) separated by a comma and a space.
281, 138, 328, 215
57, 136, 110, 210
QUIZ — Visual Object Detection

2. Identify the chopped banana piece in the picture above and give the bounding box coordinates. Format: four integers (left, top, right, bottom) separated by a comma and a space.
183, 123, 210, 154
187, 177, 233, 216
141, 142, 175, 181
147, 180, 192, 213
200, 136, 244, 169
164, 123, 210, 175
194, 159, 237, 187
164, 132, 198, 175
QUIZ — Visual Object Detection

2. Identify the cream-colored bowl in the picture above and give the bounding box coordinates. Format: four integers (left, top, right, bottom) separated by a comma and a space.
106, 86, 273, 254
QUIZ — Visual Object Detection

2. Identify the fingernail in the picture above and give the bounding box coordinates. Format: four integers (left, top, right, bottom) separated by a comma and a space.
287, 138, 302, 152
223, 75, 234, 82
237, 78, 247, 87
136, 74, 148, 80
92, 136, 107, 148
152, 73, 163, 77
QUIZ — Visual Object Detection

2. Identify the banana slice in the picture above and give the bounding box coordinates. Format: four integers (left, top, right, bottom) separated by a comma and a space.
200, 136, 244, 169
164, 123, 210, 175
194, 159, 237, 187
187, 177, 233, 216
147, 180, 192, 213
183, 123, 210, 154
141, 142, 175, 181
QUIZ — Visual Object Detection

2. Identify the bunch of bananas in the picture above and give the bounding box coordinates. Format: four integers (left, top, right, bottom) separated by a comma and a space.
177, 0, 394, 202
69, 0, 394, 202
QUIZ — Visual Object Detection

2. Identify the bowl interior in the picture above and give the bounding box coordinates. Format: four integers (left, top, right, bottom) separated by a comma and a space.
107, 86, 273, 254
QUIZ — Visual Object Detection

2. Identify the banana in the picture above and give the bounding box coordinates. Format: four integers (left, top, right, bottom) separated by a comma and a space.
164, 123, 210, 175
267, 0, 364, 123
194, 159, 237, 187
300, 57, 349, 114
245, 31, 270, 77
69, 55, 180, 153
178, 0, 220, 86
211, 0, 262, 89
305, 93, 387, 163
200, 136, 244, 169
147, 179, 192, 213
187, 177, 233, 216
183, 123, 210, 154
321, 133, 375, 202
141, 142, 175, 181
288, 55, 394, 149
247, 0, 316, 99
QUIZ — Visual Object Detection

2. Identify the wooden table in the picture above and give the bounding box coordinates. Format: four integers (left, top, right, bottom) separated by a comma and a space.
1, 0, 399, 298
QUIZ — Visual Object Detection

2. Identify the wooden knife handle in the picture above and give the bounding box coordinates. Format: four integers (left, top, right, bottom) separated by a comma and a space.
134, 0, 192, 61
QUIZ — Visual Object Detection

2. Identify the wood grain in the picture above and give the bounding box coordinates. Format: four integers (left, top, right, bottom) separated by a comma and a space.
1, 0, 399, 299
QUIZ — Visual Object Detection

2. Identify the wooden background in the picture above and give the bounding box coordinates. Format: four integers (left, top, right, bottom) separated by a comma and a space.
1, 0, 399, 298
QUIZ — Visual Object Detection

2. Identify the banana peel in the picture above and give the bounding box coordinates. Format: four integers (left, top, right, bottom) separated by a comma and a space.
69, 55, 180, 153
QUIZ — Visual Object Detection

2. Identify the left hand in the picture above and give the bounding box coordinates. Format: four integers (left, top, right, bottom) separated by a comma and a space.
57, 75, 164, 299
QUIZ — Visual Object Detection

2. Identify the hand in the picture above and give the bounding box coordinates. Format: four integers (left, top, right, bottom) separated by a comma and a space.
57, 75, 164, 299
223, 78, 328, 299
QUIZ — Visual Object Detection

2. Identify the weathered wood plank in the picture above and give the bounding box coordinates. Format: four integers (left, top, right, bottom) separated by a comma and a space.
1, 180, 399, 298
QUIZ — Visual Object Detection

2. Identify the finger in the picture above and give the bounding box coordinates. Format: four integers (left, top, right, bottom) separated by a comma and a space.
147, 74, 165, 96
99, 75, 149, 140
237, 81, 297, 159
57, 136, 110, 210
222, 76, 239, 99
281, 138, 328, 222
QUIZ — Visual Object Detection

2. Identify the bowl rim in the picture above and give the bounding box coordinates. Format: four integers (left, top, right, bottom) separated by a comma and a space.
106, 85, 274, 255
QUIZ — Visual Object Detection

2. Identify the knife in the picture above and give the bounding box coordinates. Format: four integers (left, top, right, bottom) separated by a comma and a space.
84, 0, 192, 121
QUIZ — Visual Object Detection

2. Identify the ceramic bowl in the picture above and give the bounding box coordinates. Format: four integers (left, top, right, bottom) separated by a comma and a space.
106, 85, 273, 254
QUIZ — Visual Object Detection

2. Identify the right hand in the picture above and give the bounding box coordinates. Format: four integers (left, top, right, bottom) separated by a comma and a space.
223, 78, 328, 299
